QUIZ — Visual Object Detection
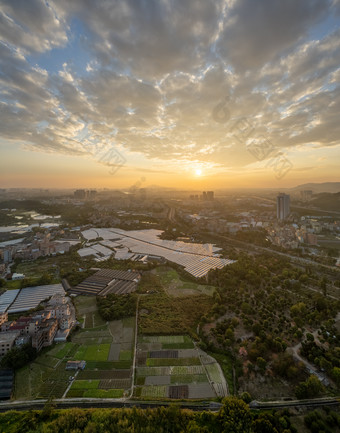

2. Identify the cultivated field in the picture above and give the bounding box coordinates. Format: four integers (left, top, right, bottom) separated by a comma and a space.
134, 335, 226, 400
14, 295, 135, 400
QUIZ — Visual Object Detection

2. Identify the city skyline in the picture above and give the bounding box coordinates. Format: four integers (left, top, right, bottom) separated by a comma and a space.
1, 0, 340, 189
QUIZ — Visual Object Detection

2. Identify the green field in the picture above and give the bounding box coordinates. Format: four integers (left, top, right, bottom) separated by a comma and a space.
70, 380, 100, 390
74, 343, 110, 361
154, 267, 216, 297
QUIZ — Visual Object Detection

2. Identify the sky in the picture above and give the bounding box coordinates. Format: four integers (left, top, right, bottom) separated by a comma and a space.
0, 0, 340, 190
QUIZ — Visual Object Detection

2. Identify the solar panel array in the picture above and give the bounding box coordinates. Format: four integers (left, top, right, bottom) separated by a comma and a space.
7, 284, 65, 314
0, 289, 20, 313
72, 269, 140, 296
81, 228, 235, 278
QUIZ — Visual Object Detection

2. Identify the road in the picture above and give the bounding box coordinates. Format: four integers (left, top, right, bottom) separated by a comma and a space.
0, 396, 338, 413
127, 295, 140, 399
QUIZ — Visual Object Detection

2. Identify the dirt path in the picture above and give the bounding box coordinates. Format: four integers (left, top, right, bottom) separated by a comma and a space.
288, 335, 328, 384
127, 295, 140, 399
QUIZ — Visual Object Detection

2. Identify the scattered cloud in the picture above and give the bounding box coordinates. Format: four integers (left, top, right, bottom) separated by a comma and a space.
0, 0, 339, 179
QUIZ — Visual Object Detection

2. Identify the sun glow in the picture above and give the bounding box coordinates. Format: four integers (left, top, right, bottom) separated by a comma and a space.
195, 169, 202, 176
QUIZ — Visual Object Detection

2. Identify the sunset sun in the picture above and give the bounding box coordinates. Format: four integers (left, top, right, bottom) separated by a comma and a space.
195, 169, 202, 176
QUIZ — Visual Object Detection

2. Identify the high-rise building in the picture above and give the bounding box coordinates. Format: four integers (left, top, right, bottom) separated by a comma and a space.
88, 190, 97, 199
206, 191, 214, 201
74, 189, 86, 199
201, 191, 214, 201
277, 193, 290, 220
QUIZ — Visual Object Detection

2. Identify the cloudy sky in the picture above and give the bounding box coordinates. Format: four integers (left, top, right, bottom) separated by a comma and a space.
0, 0, 339, 189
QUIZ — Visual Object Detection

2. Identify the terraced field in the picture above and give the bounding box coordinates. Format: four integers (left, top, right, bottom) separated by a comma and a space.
135, 335, 225, 400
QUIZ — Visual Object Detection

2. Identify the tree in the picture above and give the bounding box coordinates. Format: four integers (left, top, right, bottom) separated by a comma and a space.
218, 397, 252, 433
256, 357, 267, 373
331, 366, 340, 386
295, 375, 324, 399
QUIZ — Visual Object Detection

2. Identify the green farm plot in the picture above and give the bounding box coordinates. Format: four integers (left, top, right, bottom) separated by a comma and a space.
119, 350, 132, 361
83, 389, 124, 398
70, 380, 100, 390
141, 385, 167, 398
170, 375, 208, 384
171, 366, 205, 375
74, 344, 110, 361
146, 357, 201, 367
140, 335, 194, 350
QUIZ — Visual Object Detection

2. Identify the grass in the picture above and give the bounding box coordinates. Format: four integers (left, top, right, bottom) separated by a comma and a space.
146, 357, 201, 367
155, 267, 216, 297
70, 380, 100, 390
4, 280, 22, 290
74, 344, 110, 361
83, 389, 124, 398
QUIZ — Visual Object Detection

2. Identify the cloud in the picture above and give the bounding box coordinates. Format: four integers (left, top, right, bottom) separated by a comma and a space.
0, 0, 68, 53
217, 0, 330, 71
0, 0, 339, 177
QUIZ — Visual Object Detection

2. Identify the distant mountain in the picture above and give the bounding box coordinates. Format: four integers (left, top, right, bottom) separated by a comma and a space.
291, 182, 340, 194
309, 192, 340, 212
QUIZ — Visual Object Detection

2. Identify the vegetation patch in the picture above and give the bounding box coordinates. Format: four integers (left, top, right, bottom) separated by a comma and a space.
170, 374, 208, 384
139, 289, 214, 335
97, 294, 137, 321
141, 385, 167, 398
70, 380, 100, 390
74, 344, 110, 362
146, 357, 201, 367
83, 389, 124, 398
119, 350, 132, 361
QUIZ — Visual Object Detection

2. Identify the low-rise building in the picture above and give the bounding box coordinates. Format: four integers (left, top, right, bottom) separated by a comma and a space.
0, 332, 20, 357
32, 318, 58, 352
66, 360, 86, 370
